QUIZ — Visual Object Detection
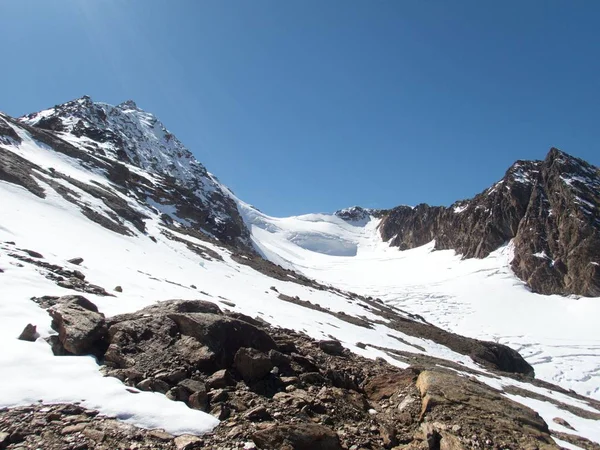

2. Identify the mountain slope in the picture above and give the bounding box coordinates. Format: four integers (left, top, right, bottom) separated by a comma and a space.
1, 98, 599, 447
12, 97, 251, 249
378, 149, 600, 296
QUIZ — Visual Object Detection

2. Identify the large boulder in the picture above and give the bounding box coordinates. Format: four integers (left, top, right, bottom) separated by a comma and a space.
234, 347, 274, 382
104, 299, 276, 375
48, 295, 107, 356
252, 423, 342, 450
415, 370, 558, 449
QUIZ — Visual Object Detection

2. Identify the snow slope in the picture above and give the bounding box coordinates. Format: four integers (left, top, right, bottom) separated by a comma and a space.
236, 201, 600, 402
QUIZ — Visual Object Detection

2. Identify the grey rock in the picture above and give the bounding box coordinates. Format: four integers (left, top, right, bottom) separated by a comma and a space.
67, 257, 84, 265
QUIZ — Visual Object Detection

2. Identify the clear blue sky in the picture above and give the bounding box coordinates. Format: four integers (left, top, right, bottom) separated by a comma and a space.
1, 1, 599, 216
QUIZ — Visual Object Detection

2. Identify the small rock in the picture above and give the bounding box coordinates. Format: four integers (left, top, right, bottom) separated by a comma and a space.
174, 435, 203, 450
61, 423, 87, 434
18, 323, 39, 342
318, 340, 345, 356
72, 270, 86, 280
252, 423, 342, 450
553, 417, 576, 430
82, 428, 105, 442
206, 369, 235, 389
300, 372, 326, 385
210, 404, 231, 420
189, 390, 209, 411
149, 430, 174, 441
281, 376, 299, 386
208, 388, 229, 403
22, 249, 43, 258
136, 378, 170, 393
244, 405, 271, 422
68, 257, 84, 265
114, 286, 123, 293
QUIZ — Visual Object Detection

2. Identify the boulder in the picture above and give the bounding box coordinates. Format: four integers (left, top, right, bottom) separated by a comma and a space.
234, 348, 274, 382
415, 370, 557, 449
104, 300, 276, 375
67, 257, 84, 265
206, 369, 235, 389
18, 323, 39, 342
48, 295, 107, 356
252, 423, 342, 450
318, 340, 344, 356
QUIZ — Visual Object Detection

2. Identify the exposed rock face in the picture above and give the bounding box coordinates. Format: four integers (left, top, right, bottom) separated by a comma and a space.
48, 295, 108, 356
379, 148, 600, 296
335, 206, 385, 223
104, 299, 276, 376
415, 371, 556, 449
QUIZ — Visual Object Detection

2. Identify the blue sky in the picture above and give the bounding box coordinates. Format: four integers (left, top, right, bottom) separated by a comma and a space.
1, 1, 599, 216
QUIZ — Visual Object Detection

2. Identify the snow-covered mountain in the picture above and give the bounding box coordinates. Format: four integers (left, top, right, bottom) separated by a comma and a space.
15, 96, 251, 249
379, 149, 600, 297
1, 97, 599, 448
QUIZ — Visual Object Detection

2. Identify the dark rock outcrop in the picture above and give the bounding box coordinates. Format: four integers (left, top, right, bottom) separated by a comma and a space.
104, 299, 276, 375
379, 148, 600, 296
48, 295, 108, 356
252, 423, 343, 450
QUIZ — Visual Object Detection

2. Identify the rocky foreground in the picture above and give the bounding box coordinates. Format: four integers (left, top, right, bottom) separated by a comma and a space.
4, 296, 599, 450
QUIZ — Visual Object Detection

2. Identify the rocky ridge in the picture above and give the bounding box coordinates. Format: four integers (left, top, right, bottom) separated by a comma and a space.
378, 148, 600, 296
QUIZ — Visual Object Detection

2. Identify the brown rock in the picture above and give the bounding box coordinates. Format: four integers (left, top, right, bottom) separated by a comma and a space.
61, 423, 87, 434
48, 295, 107, 356
364, 369, 417, 401
206, 369, 235, 389
244, 405, 272, 422
553, 417, 576, 430
136, 378, 170, 394
189, 390, 209, 411
174, 435, 203, 450
252, 423, 343, 450
18, 323, 39, 342
234, 347, 274, 382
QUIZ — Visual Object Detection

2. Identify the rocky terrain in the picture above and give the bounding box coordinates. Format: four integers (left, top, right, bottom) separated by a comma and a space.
378, 149, 600, 296
7, 295, 599, 450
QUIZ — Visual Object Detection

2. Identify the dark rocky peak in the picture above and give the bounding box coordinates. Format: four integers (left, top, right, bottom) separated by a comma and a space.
118, 99, 140, 110
334, 206, 383, 222
19, 96, 209, 189
380, 148, 600, 296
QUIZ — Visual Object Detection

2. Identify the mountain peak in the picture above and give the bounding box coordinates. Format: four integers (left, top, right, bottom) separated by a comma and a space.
19, 97, 208, 188
118, 99, 140, 110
